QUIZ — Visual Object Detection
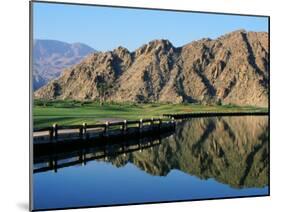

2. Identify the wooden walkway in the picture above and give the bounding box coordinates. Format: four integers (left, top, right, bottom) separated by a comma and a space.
33, 130, 174, 173
33, 118, 175, 144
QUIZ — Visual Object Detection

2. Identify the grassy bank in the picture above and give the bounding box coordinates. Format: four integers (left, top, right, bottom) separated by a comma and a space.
33, 99, 268, 129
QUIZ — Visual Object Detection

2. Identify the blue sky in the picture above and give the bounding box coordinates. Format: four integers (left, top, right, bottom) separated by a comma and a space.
33, 2, 268, 52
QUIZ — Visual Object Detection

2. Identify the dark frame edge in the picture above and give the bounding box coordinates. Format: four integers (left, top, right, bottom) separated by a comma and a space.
29, 1, 34, 211
267, 15, 270, 197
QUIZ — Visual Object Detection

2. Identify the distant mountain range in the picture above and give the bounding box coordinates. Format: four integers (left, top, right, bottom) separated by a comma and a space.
33, 39, 95, 90
35, 30, 269, 107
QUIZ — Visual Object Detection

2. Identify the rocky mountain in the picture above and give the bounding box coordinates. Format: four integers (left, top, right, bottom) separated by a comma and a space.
35, 30, 269, 107
102, 116, 269, 188
33, 39, 95, 90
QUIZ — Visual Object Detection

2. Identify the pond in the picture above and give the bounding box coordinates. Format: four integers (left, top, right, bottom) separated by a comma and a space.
33, 116, 269, 210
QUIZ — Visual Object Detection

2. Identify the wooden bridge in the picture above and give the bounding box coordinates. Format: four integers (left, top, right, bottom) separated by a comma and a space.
33, 130, 173, 174
33, 118, 176, 144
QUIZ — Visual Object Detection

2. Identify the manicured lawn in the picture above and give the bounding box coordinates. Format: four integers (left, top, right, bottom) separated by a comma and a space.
33, 99, 268, 129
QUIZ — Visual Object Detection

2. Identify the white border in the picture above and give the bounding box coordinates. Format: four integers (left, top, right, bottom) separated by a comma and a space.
1, 0, 280, 211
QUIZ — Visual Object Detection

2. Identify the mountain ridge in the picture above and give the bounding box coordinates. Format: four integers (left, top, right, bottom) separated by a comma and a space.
35, 30, 269, 107
33, 39, 96, 90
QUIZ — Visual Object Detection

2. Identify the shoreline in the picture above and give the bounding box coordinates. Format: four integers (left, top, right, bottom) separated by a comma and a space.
163, 111, 269, 119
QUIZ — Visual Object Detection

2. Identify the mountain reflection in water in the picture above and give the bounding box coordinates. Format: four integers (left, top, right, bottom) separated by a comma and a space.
101, 116, 268, 188
34, 116, 268, 188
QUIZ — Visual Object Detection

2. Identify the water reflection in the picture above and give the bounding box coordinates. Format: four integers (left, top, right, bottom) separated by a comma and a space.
100, 116, 268, 188
34, 116, 269, 188
33, 116, 269, 210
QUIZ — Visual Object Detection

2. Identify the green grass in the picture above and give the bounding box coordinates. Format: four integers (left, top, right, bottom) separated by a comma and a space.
33, 99, 268, 129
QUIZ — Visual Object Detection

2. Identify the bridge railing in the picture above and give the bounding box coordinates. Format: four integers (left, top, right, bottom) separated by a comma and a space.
33, 117, 175, 140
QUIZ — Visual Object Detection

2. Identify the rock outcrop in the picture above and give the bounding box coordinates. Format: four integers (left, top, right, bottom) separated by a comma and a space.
35, 30, 269, 107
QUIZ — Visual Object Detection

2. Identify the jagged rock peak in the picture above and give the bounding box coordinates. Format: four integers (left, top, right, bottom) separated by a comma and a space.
35, 30, 269, 107
112, 46, 131, 57
217, 29, 255, 40
135, 39, 175, 56
147, 39, 174, 48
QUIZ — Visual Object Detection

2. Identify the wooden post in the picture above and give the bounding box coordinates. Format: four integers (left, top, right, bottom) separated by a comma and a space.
79, 150, 86, 166
83, 122, 87, 138
82, 152, 86, 166
150, 117, 154, 125
139, 119, 143, 131
122, 120, 127, 132
53, 123, 58, 140
104, 121, 109, 136
171, 117, 176, 128
52, 159, 57, 173
83, 122, 87, 134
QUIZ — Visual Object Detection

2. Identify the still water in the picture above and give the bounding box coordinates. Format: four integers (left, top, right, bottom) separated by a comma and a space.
33, 116, 269, 210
